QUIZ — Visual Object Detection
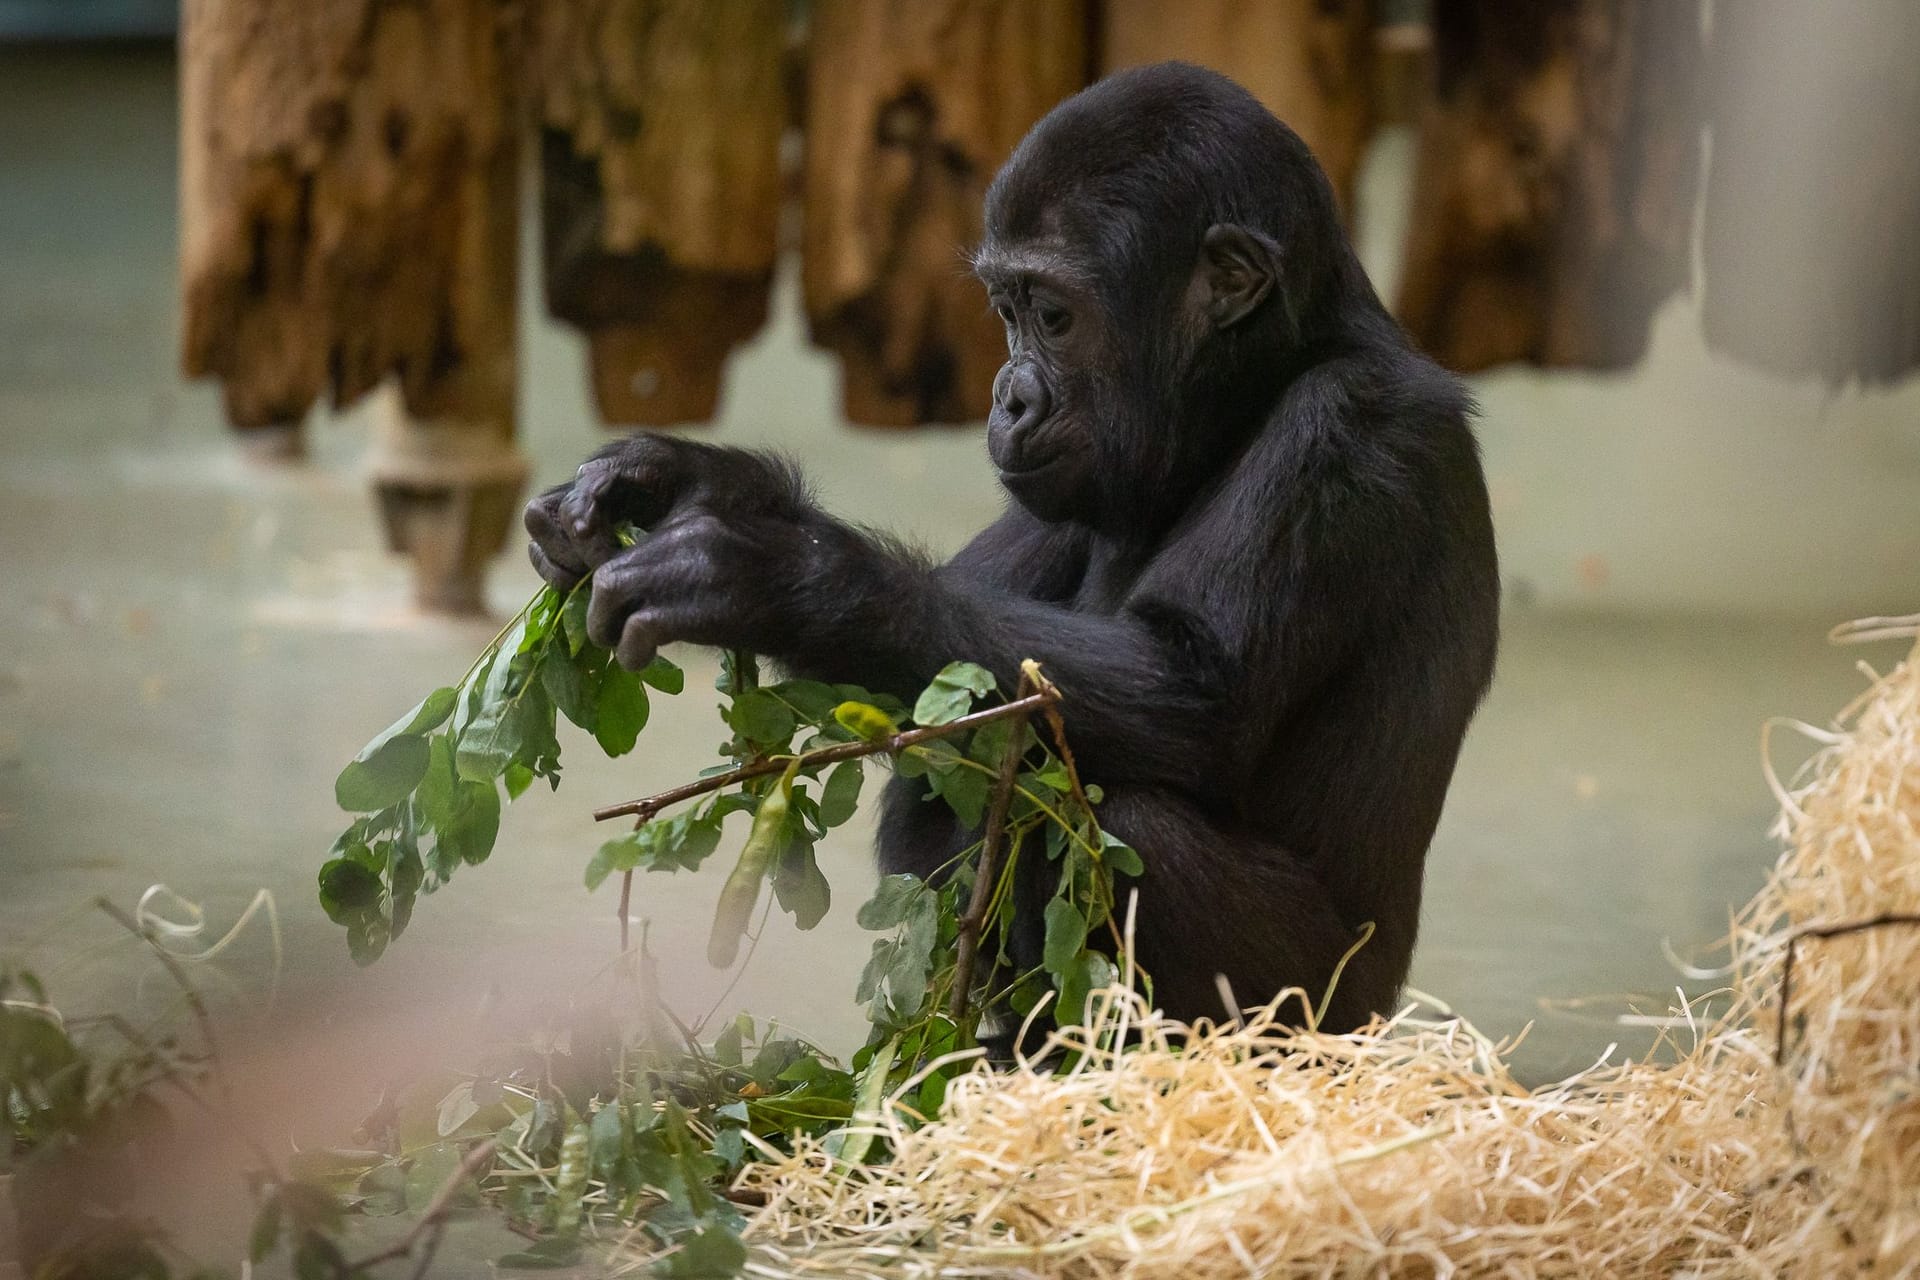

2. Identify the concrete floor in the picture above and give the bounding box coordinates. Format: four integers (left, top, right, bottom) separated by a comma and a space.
3, 42, 1918, 1203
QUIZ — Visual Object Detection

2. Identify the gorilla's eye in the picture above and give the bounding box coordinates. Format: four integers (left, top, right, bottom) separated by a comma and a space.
1036, 304, 1072, 338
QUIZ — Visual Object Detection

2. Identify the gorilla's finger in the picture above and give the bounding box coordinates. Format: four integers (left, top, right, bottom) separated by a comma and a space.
558, 462, 629, 567
587, 555, 661, 650
527, 541, 582, 591
614, 612, 663, 672
524, 497, 590, 579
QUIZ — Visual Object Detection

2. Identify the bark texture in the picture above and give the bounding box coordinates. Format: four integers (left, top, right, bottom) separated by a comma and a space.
1701, 0, 1920, 387
1100, 0, 1377, 217
802, 0, 1090, 426
180, 0, 523, 433
537, 0, 787, 424
1395, 0, 1702, 372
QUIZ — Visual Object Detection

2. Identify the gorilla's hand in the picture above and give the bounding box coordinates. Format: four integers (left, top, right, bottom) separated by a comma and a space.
524, 434, 803, 591
584, 510, 814, 671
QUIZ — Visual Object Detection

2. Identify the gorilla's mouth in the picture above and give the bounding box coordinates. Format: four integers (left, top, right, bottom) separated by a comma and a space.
996, 451, 1065, 479
992, 432, 1074, 479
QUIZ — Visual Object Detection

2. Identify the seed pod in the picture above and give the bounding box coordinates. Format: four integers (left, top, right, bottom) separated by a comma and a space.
553, 1120, 589, 1235
707, 772, 793, 967
833, 701, 896, 743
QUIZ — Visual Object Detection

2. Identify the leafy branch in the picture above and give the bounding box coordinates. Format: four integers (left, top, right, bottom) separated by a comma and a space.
311, 573, 1145, 1275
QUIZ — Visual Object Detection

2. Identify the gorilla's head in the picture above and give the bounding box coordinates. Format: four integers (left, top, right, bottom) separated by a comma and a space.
974, 62, 1363, 528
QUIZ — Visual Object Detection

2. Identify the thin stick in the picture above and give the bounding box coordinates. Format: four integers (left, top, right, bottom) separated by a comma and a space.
343, 1138, 499, 1273
949, 674, 1037, 1030
618, 868, 634, 953
95, 896, 224, 1069
593, 687, 1060, 822
1773, 912, 1920, 1065
1021, 659, 1092, 817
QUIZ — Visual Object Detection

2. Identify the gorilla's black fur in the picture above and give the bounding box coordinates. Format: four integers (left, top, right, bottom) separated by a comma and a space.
525, 63, 1499, 1033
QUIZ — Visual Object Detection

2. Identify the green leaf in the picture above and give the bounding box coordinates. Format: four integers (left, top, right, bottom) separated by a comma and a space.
856, 874, 926, 931
589, 1102, 626, 1176
503, 761, 535, 800
355, 1162, 408, 1217
435, 1082, 480, 1137
403, 1142, 464, 1210
772, 840, 830, 929
887, 890, 940, 1016
727, 689, 795, 745
639, 655, 685, 694
561, 583, 593, 657
584, 838, 631, 891
1042, 897, 1087, 977
912, 660, 996, 726
335, 686, 458, 812
441, 777, 501, 866
595, 663, 651, 757
415, 734, 459, 829
823, 1035, 897, 1168
335, 735, 430, 813
347, 915, 391, 966
771, 679, 840, 724
317, 859, 382, 924
819, 760, 863, 827
656, 1220, 747, 1278
248, 1190, 283, 1264
717, 649, 759, 697
1101, 834, 1144, 877
543, 645, 603, 733
968, 717, 1018, 765
455, 625, 540, 781
929, 763, 989, 827
1056, 950, 1117, 1026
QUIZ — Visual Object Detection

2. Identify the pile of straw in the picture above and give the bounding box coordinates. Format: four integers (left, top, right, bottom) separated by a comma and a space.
712, 618, 1920, 1278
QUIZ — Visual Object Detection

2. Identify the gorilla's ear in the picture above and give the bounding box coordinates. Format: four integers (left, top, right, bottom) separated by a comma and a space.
1196, 224, 1282, 330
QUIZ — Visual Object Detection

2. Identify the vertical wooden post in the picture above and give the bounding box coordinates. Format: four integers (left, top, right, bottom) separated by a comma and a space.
802, 0, 1089, 427
179, 0, 528, 612
1393, 0, 1702, 372
536, 0, 787, 426
1100, 0, 1377, 217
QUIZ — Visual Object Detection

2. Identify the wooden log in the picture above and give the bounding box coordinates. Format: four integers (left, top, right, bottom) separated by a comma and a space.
1700, 0, 1920, 387
536, 0, 787, 425
1100, 0, 1377, 217
1394, 0, 1702, 373
180, 0, 528, 611
802, 0, 1089, 427
181, 0, 524, 431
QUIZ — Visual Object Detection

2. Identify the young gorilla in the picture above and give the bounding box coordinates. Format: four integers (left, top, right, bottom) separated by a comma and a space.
525, 63, 1499, 1034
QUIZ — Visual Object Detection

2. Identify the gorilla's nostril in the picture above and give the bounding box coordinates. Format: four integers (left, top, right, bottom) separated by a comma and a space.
1002, 364, 1050, 429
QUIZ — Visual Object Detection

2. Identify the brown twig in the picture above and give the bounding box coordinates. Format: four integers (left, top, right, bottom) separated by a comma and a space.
592, 687, 1061, 822
618, 868, 634, 953
1021, 659, 1092, 817
343, 1138, 499, 1274
1773, 912, 1920, 1066
948, 673, 1038, 1030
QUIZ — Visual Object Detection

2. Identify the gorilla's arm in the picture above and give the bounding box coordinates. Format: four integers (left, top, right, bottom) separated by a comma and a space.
530, 422, 1421, 804
526, 433, 1242, 794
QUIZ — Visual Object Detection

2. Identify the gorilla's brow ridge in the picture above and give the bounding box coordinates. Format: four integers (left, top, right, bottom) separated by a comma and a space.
970, 242, 1096, 292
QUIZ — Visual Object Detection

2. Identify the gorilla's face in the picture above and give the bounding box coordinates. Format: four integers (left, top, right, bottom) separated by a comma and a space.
974, 218, 1282, 530
978, 252, 1106, 523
